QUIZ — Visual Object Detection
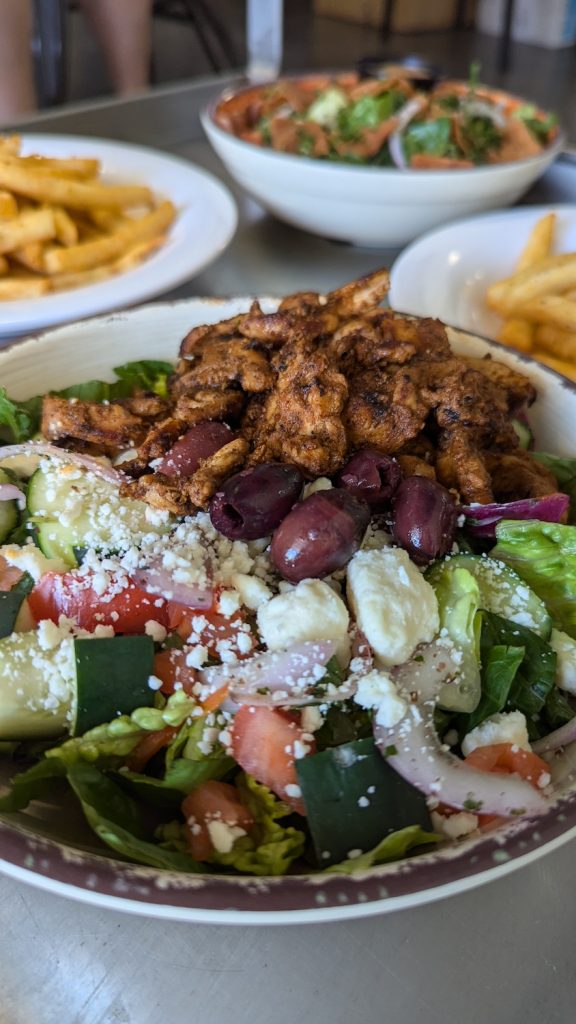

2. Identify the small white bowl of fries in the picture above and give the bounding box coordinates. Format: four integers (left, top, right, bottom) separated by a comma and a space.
0, 133, 237, 337
390, 204, 576, 381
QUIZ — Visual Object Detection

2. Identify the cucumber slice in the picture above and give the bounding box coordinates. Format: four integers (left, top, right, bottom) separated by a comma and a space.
296, 737, 432, 867
0, 468, 18, 543
0, 630, 155, 740
0, 572, 34, 640
72, 635, 154, 736
27, 460, 170, 568
427, 553, 551, 638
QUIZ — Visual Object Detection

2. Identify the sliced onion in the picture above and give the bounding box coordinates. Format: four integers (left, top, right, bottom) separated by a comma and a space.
462, 492, 570, 539
132, 567, 213, 609
374, 702, 548, 817
533, 716, 576, 755
391, 641, 463, 702
0, 443, 122, 484
388, 96, 426, 169
0, 483, 25, 502
461, 98, 507, 129
200, 640, 338, 706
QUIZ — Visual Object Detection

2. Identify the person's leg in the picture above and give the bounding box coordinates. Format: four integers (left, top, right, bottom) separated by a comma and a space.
79, 0, 153, 95
0, 0, 37, 120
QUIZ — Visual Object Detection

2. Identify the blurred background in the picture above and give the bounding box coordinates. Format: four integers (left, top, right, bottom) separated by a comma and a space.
30, 0, 576, 139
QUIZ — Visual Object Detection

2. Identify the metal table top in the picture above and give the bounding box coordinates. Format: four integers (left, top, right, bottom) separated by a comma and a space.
1, 76, 575, 1024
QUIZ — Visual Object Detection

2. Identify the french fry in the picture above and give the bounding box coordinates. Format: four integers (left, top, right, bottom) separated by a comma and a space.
48, 264, 118, 292
0, 207, 56, 255
43, 200, 176, 275
10, 241, 47, 274
0, 154, 100, 179
0, 276, 50, 299
490, 253, 576, 314
512, 294, 576, 332
0, 160, 153, 210
534, 323, 576, 360
87, 208, 126, 232
0, 190, 18, 219
516, 212, 556, 270
0, 136, 21, 156
0, 255, 9, 275
498, 317, 534, 352
53, 207, 79, 246
114, 235, 166, 272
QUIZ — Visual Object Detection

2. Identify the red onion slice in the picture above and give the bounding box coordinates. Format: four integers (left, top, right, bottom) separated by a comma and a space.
0, 443, 122, 485
0, 483, 25, 502
532, 716, 576, 755
200, 640, 338, 706
461, 493, 570, 539
374, 702, 548, 817
132, 567, 213, 609
391, 641, 464, 702
388, 96, 427, 169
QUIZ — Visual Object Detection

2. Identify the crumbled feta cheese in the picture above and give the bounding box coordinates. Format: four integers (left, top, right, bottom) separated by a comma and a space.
217, 589, 242, 618
228, 572, 272, 610
1, 544, 67, 582
144, 620, 167, 643
431, 810, 479, 840
284, 783, 302, 799
354, 669, 408, 727
206, 820, 247, 854
185, 645, 209, 669
461, 710, 530, 758
549, 628, 576, 695
302, 477, 332, 499
147, 675, 163, 691
301, 706, 324, 733
257, 579, 350, 664
346, 548, 439, 667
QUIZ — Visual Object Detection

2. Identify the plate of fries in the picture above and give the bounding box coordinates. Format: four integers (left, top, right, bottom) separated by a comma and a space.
0, 134, 237, 337
390, 204, 576, 381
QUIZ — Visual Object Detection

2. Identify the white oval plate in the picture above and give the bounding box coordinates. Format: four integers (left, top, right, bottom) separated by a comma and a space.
0, 135, 237, 338
1, 298, 576, 923
389, 204, 576, 338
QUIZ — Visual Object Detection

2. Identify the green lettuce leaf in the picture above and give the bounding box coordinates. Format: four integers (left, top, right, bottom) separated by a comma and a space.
478, 612, 557, 723
112, 360, 174, 397
464, 642, 526, 734
209, 774, 306, 877
327, 825, 440, 875
493, 519, 576, 637
94, 818, 202, 871
403, 118, 456, 160
0, 388, 36, 443
0, 756, 68, 811
45, 717, 145, 767
337, 91, 403, 140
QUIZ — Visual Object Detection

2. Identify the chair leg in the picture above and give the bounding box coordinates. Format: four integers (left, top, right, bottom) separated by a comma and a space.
497, 0, 516, 74
31, 0, 67, 107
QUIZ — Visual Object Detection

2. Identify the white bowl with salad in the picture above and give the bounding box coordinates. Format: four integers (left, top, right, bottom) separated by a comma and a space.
1, 289, 576, 924
202, 71, 562, 247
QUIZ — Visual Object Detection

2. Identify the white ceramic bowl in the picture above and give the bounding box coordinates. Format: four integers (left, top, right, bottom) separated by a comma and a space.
201, 82, 563, 248
1, 298, 576, 924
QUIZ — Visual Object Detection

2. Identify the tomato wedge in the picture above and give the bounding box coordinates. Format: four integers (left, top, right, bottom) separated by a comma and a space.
167, 602, 256, 661
0, 555, 24, 592
182, 780, 254, 861
125, 725, 178, 774
464, 742, 551, 789
29, 570, 169, 634
153, 648, 198, 696
230, 705, 313, 815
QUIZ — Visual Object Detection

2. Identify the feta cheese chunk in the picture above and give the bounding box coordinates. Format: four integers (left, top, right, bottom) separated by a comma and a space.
354, 668, 407, 727
257, 578, 350, 664
1, 544, 67, 582
346, 548, 439, 667
461, 710, 530, 758
550, 628, 576, 696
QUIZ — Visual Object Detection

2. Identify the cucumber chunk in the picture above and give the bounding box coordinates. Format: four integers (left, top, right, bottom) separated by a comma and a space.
0, 468, 18, 543
0, 572, 34, 640
0, 630, 155, 740
27, 460, 170, 568
296, 737, 432, 867
427, 553, 551, 638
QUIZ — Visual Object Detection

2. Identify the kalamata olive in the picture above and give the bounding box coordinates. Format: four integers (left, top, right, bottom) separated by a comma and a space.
270, 488, 371, 583
158, 421, 235, 477
210, 463, 304, 540
392, 476, 458, 564
336, 449, 402, 509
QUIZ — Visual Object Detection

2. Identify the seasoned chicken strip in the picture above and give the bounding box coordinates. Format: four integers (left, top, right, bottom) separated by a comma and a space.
41, 395, 146, 452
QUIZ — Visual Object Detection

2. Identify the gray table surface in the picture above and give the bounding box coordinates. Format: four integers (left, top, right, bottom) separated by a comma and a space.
1, 75, 575, 1024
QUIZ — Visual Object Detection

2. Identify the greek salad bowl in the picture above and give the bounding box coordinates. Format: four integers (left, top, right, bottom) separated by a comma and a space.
201, 74, 563, 247
1, 288, 576, 925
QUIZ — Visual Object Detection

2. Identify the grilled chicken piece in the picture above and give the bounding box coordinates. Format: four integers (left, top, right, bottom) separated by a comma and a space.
173, 337, 273, 394
119, 473, 190, 515
345, 365, 431, 454
121, 394, 171, 419
179, 306, 262, 358
41, 396, 146, 452
436, 432, 495, 504
250, 340, 348, 476
324, 267, 390, 316
462, 356, 537, 412
396, 454, 437, 480
238, 308, 339, 348
184, 438, 249, 508
419, 359, 519, 450
483, 450, 559, 500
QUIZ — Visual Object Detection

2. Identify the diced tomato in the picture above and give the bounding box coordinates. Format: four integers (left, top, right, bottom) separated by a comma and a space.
153, 648, 198, 696
464, 742, 551, 790
230, 705, 313, 815
0, 555, 23, 592
182, 780, 254, 861
126, 725, 178, 774
28, 570, 169, 634
167, 601, 257, 661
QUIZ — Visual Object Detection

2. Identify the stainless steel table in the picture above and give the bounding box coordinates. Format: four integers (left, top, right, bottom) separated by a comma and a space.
1, 76, 576, 1024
